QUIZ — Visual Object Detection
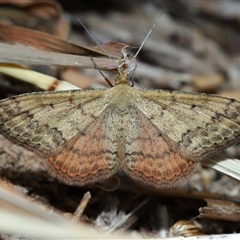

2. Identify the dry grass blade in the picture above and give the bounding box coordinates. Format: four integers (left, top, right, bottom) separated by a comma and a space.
204, 155, 240, 182
0, 181, 94, 238
164, 234, 240, 240
0, 181, 128, 239
0, 22, 112, 56
0, 22, 130, 71
0, 42, 117, 70
0, 63, 79, 91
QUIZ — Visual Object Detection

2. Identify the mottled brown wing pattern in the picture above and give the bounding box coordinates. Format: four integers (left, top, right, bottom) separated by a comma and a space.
0, 90, 109, 156
122, 108, 198, 188
46, 109, 119, 185
137, 90, 240, 161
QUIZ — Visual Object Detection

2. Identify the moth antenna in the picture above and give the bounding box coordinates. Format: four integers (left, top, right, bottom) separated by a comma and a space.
90, 56, 113, 87
76, 16, 121, 74
131, 10, 165, 63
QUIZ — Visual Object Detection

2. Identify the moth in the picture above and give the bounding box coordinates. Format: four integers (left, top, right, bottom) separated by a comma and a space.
0, 60, 240, 188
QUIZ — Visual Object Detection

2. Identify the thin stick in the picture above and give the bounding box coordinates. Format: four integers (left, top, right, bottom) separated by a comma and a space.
72, 191, 91, 222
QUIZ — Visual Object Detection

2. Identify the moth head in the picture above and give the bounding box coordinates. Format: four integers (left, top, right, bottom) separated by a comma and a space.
114, 45, 137, 86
